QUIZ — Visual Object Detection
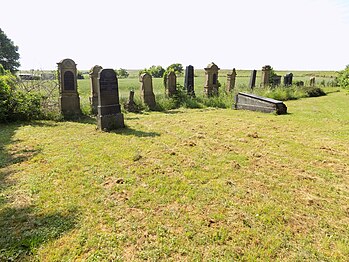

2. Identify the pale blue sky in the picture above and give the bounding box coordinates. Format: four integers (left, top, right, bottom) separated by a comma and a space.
2, 0, 349, 70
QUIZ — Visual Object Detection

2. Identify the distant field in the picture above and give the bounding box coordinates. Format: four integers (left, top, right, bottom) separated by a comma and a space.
1, 88, 349, 260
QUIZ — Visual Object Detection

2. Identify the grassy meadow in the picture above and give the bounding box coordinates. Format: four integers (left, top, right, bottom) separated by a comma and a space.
1, 70, 349, 261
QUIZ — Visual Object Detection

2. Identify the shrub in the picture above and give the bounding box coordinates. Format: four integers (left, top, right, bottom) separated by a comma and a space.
303, 86, 326, 97
337, 65, 349, 88
0, 71, 44, 122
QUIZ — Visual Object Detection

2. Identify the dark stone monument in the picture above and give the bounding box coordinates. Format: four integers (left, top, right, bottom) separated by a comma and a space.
184, 65, 195, 96
248, 70, 257, 89
140, 73, 156, 110
97, 69, 124, 131
89, 65, 102, 115
296, 81, 304, 87
283, 73, 293, 86
272, 76, 282, 87
261, 65, 272, 87
57, 58, 81, 117
234, 92, 287, 115
166, 71, 177, 97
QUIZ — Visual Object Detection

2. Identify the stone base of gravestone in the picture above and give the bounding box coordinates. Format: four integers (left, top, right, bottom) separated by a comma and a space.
98, 113, 124, 131
89, 96, 98, 115
234, 92, 287, 115
143, 94, 156, 110
60, 94, 81, 117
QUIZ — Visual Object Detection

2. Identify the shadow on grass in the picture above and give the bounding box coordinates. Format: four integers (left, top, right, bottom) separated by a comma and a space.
0, 122, 77, 261
112, 126, 161, 137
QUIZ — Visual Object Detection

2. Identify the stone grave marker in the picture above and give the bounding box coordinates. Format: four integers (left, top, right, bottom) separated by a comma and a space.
226, 68, 237, 93
234, 92, 287, 115
249, 70, 257, 89
57, 58, 81, 117
261, 65, 272, 87
204, 62, 220, 97
272, 75, 282, 87
124, 90, 139, 113
310, 77, 316, 87
184, 65, 195, 96
89, 65, 102, 115
97, 68, 124, 131
140, 73, 156, 110
283, 73, 293, 86
166, 71, 177, 97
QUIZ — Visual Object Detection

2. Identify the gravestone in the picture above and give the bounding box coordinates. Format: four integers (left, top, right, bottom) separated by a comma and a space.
226, 68, 237, 92
310, 77, 316, 87
234, 92, 287, 115
272, 75, 282, 87
261, 65, 272, 87
249, 70, 257, 89
296, 81, 304, 87
140, 73, 156, 110
89, 65, 103, 115
124, 90, 138, 113
184, 65, 195, 96
97, 69, 124, 131
204, 62, 220, 97
166, 71, 177, 97
57, 58, 81, 117
283, 73, 293, 86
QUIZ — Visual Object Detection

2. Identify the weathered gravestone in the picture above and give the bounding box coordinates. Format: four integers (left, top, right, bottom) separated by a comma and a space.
140, 73, 156, 110
234, 92, 287, 115
89, 65, 103, 115
204, 62, 220, 97
283, 73, 293, 86
97, 69, 124, 131
261, 65, 272, 87
249, 70, 257, 89
166, 71, 177, 97
226, 68, 237, 93
310, 77, 316, 87
57, 58, 81, 117
184, 65, 195, 96
124, 90, 139, 113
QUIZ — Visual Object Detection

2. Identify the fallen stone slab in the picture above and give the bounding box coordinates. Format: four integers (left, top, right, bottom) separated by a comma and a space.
234, 92, 287, 115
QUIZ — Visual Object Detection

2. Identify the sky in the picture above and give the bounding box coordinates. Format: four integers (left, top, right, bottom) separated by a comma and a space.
1, 0, 349, 71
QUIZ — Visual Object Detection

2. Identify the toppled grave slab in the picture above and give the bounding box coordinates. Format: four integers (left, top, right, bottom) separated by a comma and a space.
234, 92, 287, 115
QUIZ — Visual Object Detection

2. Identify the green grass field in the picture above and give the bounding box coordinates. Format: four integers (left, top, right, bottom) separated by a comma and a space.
1, 83, 349, 260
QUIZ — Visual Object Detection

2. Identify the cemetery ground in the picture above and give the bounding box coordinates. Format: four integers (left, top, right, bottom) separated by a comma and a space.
1, 84, 349, 260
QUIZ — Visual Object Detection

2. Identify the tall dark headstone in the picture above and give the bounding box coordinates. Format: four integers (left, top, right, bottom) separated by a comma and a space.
249, 70, 257, 89
97, 69, 124, 131
283, 73, 293, 86
57, 58, 81, 117
184, 65, 195, 96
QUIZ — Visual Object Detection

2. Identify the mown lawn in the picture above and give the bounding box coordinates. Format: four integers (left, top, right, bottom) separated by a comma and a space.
1, 90, 349, 261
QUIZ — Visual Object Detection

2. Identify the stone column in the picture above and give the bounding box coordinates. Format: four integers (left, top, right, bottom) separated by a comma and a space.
184, 65, 195, 96
249, 70, 257, 89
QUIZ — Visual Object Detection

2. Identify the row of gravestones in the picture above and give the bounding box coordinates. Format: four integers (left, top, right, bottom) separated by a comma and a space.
57, 59, 316, 130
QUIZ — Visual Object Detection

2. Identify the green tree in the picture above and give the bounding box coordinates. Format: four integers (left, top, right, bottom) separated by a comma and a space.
337, 65, 349, 88
166, 63, 183, 76
116, 68, 129, 78
149, 65, 165, 78
0, 28, 20, 73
